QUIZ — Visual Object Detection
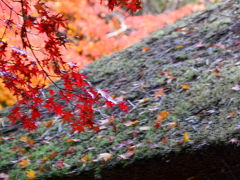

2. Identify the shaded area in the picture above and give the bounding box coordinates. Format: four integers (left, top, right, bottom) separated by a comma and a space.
51, 144, 240, 180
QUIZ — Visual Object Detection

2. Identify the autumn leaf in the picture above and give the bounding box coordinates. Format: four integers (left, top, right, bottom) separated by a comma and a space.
19, 159, 30, 168
142, 47, 150, 52
81, 154, 91, 163
154, 88, 165, 98
97, 153, 112, 162
183, 132, 190, 142
26, 170, 36, 180
0, 173, 9, 180
56, 160, 64, 169
161, 136, 168, 144
181, 84, 190, 89
231, 85, 240, 91
64, 147, 77, 155
139, 126, 151, 131
66, 139, 80, 143
165, 122, 178, 128
20, 136, 28, 142
118, 149, 135, 160
139, 98, 149, 104
124, 120, 140, 126
48, 152, 58, 158
157, 112, 168, 121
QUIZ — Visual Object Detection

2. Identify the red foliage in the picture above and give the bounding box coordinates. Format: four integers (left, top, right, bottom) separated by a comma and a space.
0, 0, 133, 132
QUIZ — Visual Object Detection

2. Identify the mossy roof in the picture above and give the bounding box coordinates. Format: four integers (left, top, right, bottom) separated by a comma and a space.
1, 1, 240, 179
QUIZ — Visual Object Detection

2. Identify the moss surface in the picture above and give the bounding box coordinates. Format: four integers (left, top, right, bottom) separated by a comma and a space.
1, 1, 240, 179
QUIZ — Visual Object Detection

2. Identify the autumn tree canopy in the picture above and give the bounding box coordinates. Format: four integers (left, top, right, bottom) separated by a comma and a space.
0, 0, 137, 132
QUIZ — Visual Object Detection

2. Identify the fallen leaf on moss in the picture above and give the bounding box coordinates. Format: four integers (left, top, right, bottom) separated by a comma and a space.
81, 154, 91, 163
154, 88, 165, 98
161, 136, 168, 144
181, 84, 190, 89
157, 112, 168, 121
139, 98, 149, 104
64, 147, 77, 154
0, 173, 9, 180
139, 126, 151, 131
97, 153, 112, 161
56, 160, 64, 169
20, 136, 28, 142
19, 159, 30, 168
183, 132, 190, 142
66, 139, 80, 143
26, 170, 36, 180
124, 120, 140, 126
231, 85, 240, 91
118, 149, 135, 160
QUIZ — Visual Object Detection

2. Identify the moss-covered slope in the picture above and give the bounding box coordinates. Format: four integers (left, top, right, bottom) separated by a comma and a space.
1, 1, 240, 180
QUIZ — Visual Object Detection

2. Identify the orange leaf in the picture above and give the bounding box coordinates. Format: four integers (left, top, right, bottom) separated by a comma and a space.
48, 152, 58, 158
142, 47, 150, 52
181, 84, 190, 89
157, 112, 168, 121
124, 120, 140, 127
66, 139, 80, 143
19, 159, 30, 168
154, 88, 165, 98
20, 136, 28, 142
81, 154, 91, 163
139, 97, 149, 104
26, 170, 36, 180
161, 136, 168, 144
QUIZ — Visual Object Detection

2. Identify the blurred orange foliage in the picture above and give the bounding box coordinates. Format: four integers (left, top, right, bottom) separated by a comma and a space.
0, 0, 208, 109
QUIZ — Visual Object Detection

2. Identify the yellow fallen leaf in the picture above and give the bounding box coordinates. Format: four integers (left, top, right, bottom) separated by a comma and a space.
97, 153, 112, 161
19, 159, 30, 168
183, 132, 190, 142
20, 136, 28, 142
181, 84, 190, 89
26, 170, 36, 180
124, 120, 140, 127
81, 154, 91, 163
157, 112, 168, 121
139, 98, 149, 104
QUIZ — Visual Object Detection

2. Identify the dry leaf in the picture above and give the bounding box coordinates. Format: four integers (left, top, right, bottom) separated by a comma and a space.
66, 139, 80, 143
97, 153, 112, 161
139, 126, 151, 131
183, 132, 190, 142
181, 84, 190, 89
56, 160, 64, 169
20, 136, 28, 142
0, 173, 9, 180
166, 122, 178, 128
81, 154, 91, 163
26, 170, 36, 180
124, 120, 140, 126
118, 149, 135, 160
231, 85, 240, 91
142, 47, 150, 52
154, 88, 165, 98
48, 152, 58, 158
161, 136, 168, 144
64, 147, 77, 155
19, 159, 30, 168
139, 98, 149, 104
157, 112, 168, 121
